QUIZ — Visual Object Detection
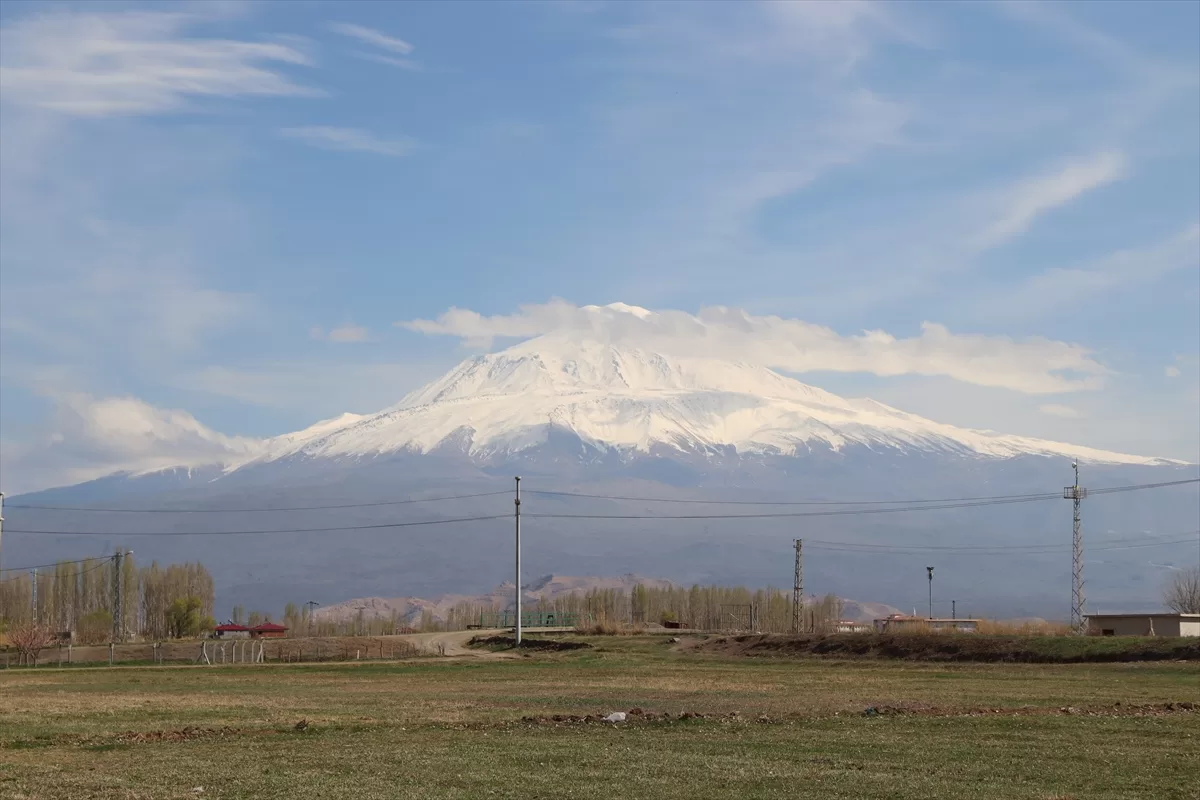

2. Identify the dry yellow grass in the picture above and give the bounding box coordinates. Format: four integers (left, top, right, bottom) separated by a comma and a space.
1, 637, 1198, 799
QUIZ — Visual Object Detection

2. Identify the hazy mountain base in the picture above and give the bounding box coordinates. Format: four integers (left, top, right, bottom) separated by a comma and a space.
4, 446, 1196, 620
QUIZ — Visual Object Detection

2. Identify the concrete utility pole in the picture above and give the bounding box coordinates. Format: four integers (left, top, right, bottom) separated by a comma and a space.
112, 550, 132, 643
31, 568, 38, 623
792, 539, 803, 634
514, 476, 522, 646
1063, 462, 1089, 635
0, 491, 5, 573
926, 566, 934, 619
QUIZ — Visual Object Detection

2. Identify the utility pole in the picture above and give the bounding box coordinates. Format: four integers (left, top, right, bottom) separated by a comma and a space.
1063, 461, 1089, 635
306, 601, 319, 636
926, 566, 934, 619
31, 568, 38, 623
792, 539, 803, 634
952, 600, 956, 620
0, 491, 5, 573
514, 476, 522, 646
112, 551, 124, 643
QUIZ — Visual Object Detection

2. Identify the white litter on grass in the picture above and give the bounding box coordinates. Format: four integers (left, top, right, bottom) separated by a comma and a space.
603, 712, 627, 723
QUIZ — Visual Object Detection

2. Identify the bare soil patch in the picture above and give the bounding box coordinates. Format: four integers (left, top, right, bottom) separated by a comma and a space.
690, 633, 1200, 663
469, 635, 592, 651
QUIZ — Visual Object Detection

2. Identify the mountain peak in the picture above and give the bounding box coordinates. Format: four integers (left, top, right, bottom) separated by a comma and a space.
221, 336, 1179, 470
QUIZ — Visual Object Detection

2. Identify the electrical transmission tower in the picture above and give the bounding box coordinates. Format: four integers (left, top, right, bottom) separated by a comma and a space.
1063, 462, 1089, 635
792, 539, 803, 634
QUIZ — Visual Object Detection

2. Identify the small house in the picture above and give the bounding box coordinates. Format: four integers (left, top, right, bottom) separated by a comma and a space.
213, 623, 250, 639
250, 622, 288, 639
1086, 613, 1200, 637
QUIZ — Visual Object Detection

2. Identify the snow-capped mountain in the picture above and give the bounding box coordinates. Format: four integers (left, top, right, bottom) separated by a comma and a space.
225, 333, 1174, 473
8, 327, 1195, 621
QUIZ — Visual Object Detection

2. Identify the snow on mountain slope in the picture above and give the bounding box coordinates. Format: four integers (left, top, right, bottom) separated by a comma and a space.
223, 333, 1178, 471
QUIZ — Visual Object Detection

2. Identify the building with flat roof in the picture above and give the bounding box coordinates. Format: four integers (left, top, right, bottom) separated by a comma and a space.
1086, 613, 1200, 637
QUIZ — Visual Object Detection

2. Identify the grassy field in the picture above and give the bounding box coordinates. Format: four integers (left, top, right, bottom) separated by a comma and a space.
1, 635, 1198, 799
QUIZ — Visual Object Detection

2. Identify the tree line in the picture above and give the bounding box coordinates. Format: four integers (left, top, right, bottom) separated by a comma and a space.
268, 583, 847, 636
0, 554, 215, 644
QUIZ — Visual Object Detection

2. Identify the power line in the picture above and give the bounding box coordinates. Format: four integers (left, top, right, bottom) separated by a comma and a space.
2, 478, 1193, 537
0, 555, 113, 574
527, 495, 1071, 520
526, 489, 1060, 505
803, 540, 1195, 556
4, 490, 510, 513
525, 478, 1197, 506
0, 557, 110, 586
4, 479, 1190, 516
525, 479, 1198, 521
1088, 478, 1200, 495
800, 532, 1199, 554
3, 514, 511, 537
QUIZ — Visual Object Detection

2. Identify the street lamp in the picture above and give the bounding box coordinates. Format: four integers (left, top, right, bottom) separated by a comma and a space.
926, 566, 934, 620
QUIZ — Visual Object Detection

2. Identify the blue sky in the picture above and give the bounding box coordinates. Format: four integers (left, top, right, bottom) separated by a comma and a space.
0, 0, 1197, 492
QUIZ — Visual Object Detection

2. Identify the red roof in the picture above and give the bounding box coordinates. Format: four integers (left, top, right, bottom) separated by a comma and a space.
251, 622, 288, 632
214, 624, 249, 632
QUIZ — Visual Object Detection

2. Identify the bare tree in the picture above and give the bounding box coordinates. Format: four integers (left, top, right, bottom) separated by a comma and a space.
8, 622, 55, 666
1163, 566, 1200, 614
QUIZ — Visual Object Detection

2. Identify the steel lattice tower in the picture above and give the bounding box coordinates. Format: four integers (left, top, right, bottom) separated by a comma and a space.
1063, 462, 1089, 635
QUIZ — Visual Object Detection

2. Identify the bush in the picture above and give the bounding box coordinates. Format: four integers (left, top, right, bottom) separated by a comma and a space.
76, 610, 113, 645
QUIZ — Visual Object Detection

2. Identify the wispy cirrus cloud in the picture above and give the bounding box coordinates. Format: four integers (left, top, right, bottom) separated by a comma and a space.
976, 222, 1200, 320
330, 22, 413, 54
1039, 404, 1080, 418
280, 126, 413, 156
329, 22, 421, 70
358, 53, 421, 71
399, 300, 1110, 395
0, 9, 318, 116
975, 151, 1129, 248
310, 324, 370, 343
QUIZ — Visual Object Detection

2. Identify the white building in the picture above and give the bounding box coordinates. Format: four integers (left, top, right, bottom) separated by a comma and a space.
1086, 613, 1200, 637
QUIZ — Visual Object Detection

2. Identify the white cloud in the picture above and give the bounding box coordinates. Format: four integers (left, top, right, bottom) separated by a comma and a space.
398, 300, 1110, 394
280, 126, 413, 156
311, 324, 369, 343
0, 9, 317, 116
359, 53, 422, 71
1166, 366, 1182, 378
1039, 404, 1080, 418
977, 151, 1128, 248
1, 392, 263, 493
977, 222, 1200, 320
330, 22, 413, 54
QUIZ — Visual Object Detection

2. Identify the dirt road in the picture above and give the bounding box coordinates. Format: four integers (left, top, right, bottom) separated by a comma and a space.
399, 629, 507, 656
